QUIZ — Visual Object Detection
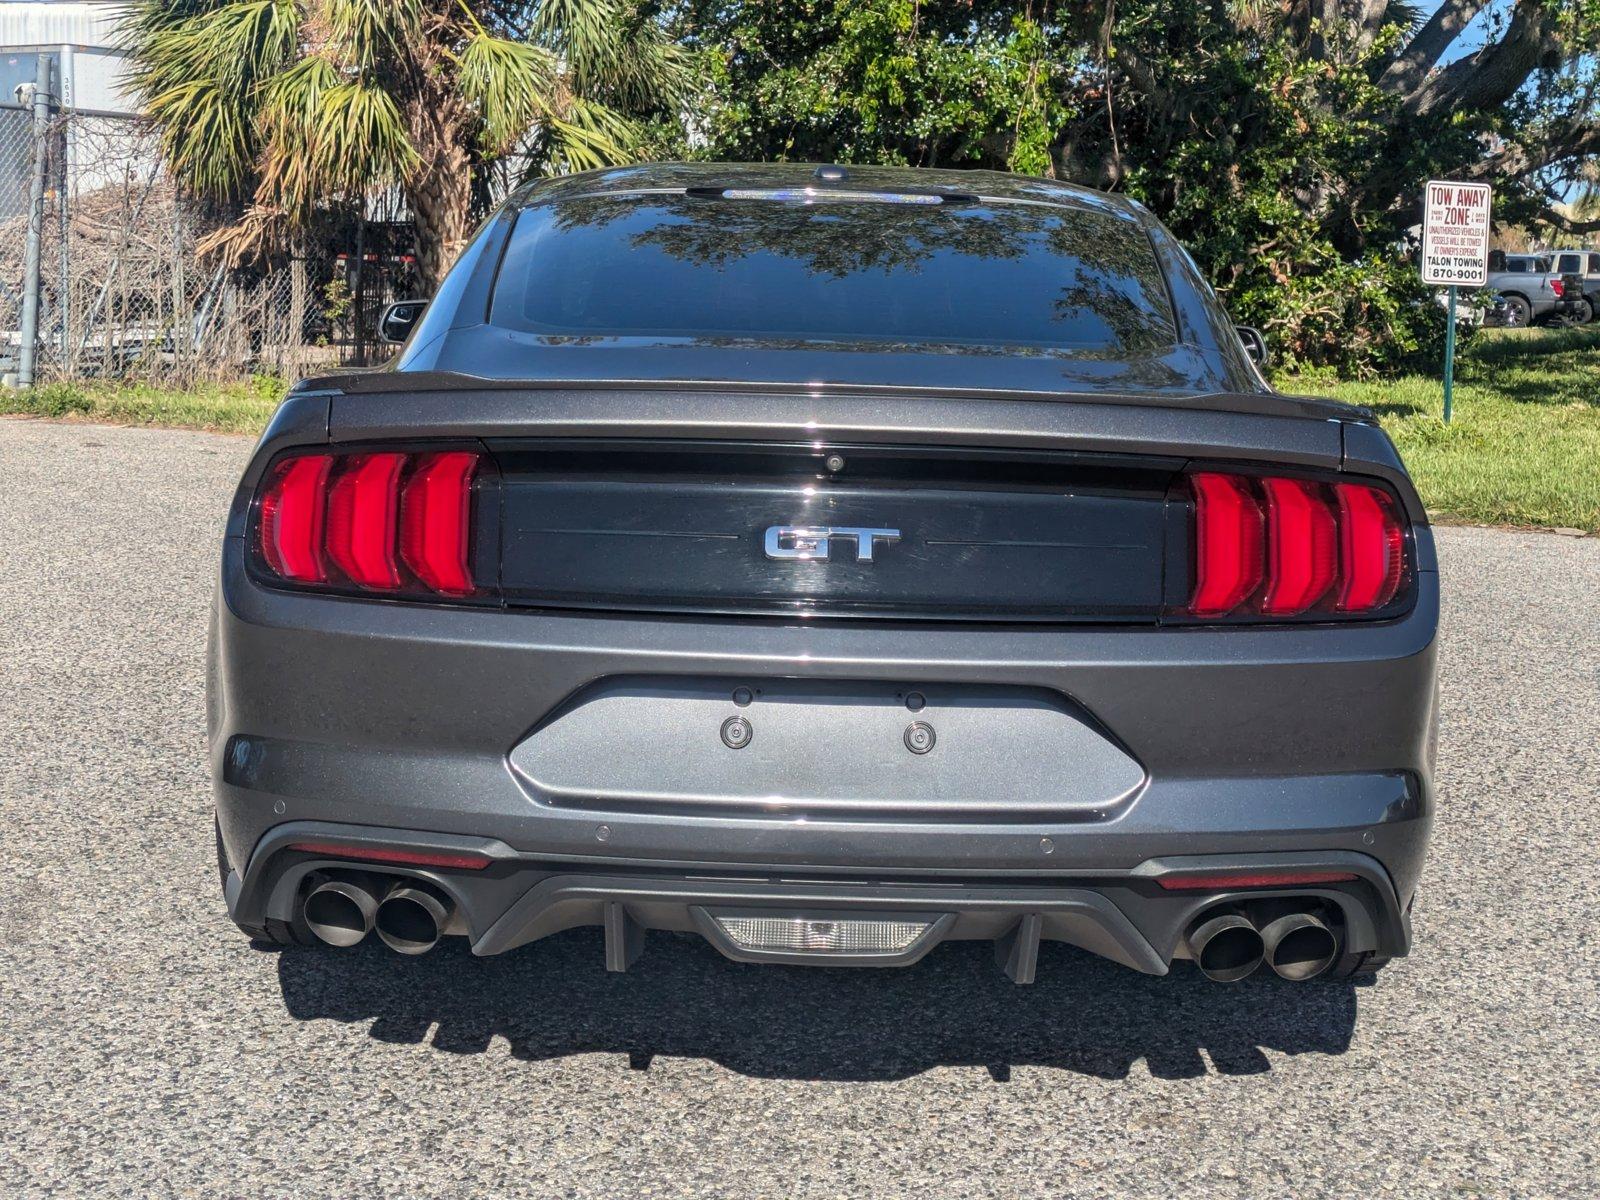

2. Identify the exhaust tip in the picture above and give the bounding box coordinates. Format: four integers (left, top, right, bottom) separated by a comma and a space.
303, 877, 379, 947
1187, 913, 1264, 983
375, 884, 452, 955
1261, 912, 1338, 981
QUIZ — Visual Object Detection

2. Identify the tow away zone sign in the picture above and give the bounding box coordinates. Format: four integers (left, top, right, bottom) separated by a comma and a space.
1421, 180, 1491, 286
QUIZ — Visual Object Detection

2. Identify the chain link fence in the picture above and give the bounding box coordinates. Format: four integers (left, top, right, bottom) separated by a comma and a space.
2, 68, 413, 388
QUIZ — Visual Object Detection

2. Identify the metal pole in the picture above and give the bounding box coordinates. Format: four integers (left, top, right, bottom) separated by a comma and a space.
58, 44, 73, 365
16, 54, 53, 389
1443, 285, 1457, 424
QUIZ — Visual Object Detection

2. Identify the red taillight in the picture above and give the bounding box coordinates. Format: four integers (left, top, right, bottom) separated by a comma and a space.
1261, 477, 1337, 615
1185, 472, 1406, 619
325, 452, 406, 589
1334, 482, 1403, 612
287, 841, 491, 871
255, 448, 482, 598
1157, 869, 1358, 891
1190, 472, 1264, 616
400, 452, 479, 595
1551, 279, 1564, 298
259, 454, 334, 582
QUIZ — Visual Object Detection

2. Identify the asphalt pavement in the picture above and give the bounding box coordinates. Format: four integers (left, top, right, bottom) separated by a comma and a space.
1, 418, 1596, 1199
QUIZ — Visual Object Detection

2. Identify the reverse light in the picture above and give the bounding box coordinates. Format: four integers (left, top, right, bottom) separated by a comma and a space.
1186, 471, 1407, 619
255, 448, 483, 598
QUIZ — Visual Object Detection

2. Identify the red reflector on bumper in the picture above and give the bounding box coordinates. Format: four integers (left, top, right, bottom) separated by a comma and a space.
1157, 870, 1358, 891
287, 842, 491, 871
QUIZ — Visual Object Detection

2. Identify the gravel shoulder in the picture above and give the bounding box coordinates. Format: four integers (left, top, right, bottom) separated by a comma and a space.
2, 418, 1596, 1199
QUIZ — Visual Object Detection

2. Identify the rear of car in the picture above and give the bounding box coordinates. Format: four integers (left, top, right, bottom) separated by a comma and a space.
210, 165, 1437, 986
1552, 250, 1599, 324
1486, 252, 1571, 325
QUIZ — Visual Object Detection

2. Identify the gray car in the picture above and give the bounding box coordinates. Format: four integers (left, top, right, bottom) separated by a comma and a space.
1485, 251, 1570, 326
210, 163, 1437, 987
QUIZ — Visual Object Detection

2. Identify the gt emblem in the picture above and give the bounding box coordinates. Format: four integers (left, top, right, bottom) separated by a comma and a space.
763, 525, 901, 562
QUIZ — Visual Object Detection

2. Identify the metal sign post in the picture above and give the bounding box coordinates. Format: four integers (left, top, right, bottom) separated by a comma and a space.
1443, 287, 1457, 423
1420, 180, 1491, 424
16, 54, 53, 390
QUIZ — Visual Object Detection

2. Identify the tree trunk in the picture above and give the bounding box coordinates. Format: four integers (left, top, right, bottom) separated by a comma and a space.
404, 87, 474, 296
407, 159, 471, 296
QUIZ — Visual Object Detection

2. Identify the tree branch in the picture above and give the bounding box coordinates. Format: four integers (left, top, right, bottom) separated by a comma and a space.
1351, 0, 1393, 55
1538, 208, 1600, 235
1379, 0, 1492, 96
1464, 120, 1600, 180
1401, 0, 1566, 118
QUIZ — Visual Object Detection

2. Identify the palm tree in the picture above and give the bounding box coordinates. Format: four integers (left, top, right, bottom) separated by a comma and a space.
123, 0, 687, 292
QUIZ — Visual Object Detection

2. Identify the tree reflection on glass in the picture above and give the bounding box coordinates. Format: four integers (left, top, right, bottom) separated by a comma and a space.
502, 192, 1177, 355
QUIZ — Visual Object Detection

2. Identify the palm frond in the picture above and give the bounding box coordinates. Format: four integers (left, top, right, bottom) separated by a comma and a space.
535, 0, 688, 111
195, 202, 294, 268
257, 56, 342, 207
1381, 1, 1427, 35
323, 0, 427, 71
145, 79, 257, 196
545, 98, 639, 171
528, 0, 620, 57
457, 32, 563, 152
311, 82, 419, 191
583, 20, 691, 111
1224, 0, 1282, 35
121, 0, 299, 199
198, 0, 301, 93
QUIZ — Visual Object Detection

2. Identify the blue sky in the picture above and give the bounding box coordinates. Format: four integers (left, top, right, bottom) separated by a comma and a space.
1432, 0, 1596, 202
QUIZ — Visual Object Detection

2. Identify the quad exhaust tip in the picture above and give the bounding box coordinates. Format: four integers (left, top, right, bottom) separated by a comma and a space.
1187, 907, 1341, 982
301, 874, 454, 954
374, 883, 453, 955
1260, 911, 1338, 981
303, 876, 381, 948
1186, 913, 1264, 983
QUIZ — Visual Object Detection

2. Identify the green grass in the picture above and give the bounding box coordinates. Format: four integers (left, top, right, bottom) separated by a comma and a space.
4, 328, 1596, 530
0, 376, 285, 435
1279, 326, 1600, 532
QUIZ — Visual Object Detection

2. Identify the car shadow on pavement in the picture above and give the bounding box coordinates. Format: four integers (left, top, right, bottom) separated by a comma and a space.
272, 928, 1363, 1082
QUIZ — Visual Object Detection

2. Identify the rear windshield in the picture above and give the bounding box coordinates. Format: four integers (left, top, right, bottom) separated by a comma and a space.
490, 193, 1178, 355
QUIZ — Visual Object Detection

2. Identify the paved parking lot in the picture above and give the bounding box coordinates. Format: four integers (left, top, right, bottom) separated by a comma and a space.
2, 418, 1597, 1198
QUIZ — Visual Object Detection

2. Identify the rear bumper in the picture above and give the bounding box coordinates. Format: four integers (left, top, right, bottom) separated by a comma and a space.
211, 542, 1439, 974
226, 821, 1410, 977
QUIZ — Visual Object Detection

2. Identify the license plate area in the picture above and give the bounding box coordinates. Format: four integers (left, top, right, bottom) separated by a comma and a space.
508, 677, 1145, 820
